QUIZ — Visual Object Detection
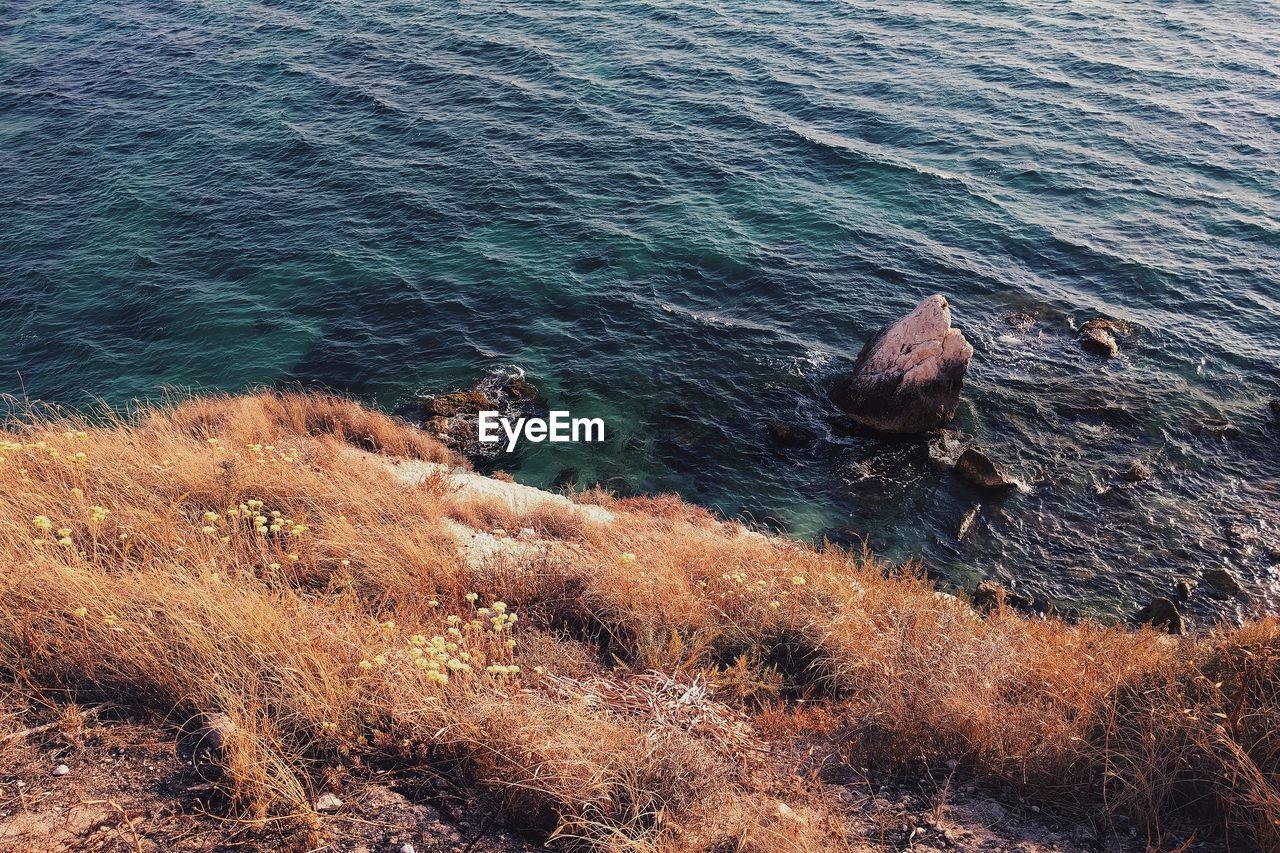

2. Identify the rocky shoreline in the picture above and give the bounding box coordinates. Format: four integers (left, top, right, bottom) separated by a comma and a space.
405, 295, 1279, 636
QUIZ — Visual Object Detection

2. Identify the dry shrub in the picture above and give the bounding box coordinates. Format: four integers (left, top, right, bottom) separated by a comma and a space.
0, 391, 1275, 849
1098, 620, 1280, 847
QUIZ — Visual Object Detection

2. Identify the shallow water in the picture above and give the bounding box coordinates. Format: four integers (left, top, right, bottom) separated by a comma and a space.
3, 0, 1279, 622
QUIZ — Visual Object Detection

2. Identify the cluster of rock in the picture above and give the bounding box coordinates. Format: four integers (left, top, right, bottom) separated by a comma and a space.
826, 294, 1270, 630
828, 295, 1017, 493
1133, 566, 1246, 635
395, 369, 546, 463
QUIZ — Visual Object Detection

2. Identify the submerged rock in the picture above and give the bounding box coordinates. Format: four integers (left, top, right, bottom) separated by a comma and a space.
1121, 460, 1152, 483
1194, 417, 1241, 440
1203, 566, 1243, 596
1135, 596, 1185, 635
954, 447, 1017, 491
829, 295, 973, 434
1003, 312, 1036, 333
1270, 399, 1280, 421
765, 420, 814, 448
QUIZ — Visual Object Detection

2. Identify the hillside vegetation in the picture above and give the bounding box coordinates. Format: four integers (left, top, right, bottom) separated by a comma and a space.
0, 393, 1276, 850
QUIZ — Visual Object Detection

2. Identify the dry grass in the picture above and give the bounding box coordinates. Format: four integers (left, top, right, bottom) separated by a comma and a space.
0, 391, 1275, 850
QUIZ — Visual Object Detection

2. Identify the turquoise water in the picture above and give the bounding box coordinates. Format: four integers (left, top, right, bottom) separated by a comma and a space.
2, 0, 1278, 621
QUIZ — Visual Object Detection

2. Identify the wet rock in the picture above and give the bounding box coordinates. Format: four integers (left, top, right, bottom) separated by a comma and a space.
1003, 312, 1036, 332
1121, 460, 1151, 483
397, 369, 548, 464
1135, 597, 1185, 635
1078, 318, 1132, 357
1079, 326, 1118, 357
421, 390, 492, 419
956, 505, 980, 541
928, 428, 972, 469
1270, 399, 1280, 421
829, 295, 973, 434
954, 447, 1017, 491
765, 420, 814, 448
314, 793, 344, 812
1203, 566, 1243, 596
1174, 578, 1197, 602
970, 580, 1034, 614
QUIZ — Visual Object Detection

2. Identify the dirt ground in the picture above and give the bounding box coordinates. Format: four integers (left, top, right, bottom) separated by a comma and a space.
0, 705, 1223, 853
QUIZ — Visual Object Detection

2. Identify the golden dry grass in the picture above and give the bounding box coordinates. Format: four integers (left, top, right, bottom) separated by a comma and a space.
0, 392, 1275, 850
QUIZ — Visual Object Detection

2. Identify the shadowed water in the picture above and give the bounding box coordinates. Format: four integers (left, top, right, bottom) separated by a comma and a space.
2, 0, 1278, 622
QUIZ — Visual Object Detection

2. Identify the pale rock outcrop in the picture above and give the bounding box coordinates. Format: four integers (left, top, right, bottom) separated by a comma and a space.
830, 295, 973, 433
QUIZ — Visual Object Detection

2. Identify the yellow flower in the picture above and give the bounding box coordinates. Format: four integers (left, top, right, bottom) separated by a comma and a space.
358, 659, 373, 671
427, 599, 438, 608
201, 511, 220, 523
287, 553, 299, 563
70, 488, 83, 499
57, 527, 72, 537
32, 516, 52, 532
373, 654, 387, 667
464, 592, 478, 604
58, 536, 74, 547
72, 607, 88, 618
791, 576, 807, 586
202, 525, 218, 535
74, 452, 86, 463
89, 506, 109, 523
381, 620, 397, 631
619, 552, 637, 566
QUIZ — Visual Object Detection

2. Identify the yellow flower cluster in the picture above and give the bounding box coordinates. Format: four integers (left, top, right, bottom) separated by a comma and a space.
2, 436, 90, 465
244, 442, 302, 465
356, 597, 521, 687
30, 505, 111, 551
197, 499, 308, 546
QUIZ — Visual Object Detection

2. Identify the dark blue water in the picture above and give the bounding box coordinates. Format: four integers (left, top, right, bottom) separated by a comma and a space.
3, 0, 1279, 622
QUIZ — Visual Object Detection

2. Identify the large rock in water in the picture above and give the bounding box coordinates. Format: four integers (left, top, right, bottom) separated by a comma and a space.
829, 295, 973, 434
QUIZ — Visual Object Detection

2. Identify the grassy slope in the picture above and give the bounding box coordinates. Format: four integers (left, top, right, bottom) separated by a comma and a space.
0, 393, 1275, 851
